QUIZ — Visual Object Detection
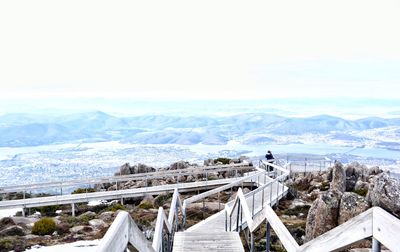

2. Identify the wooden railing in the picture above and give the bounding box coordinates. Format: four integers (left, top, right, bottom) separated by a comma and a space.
181, 170, 266, 220
225, 162, 290, 252
96, 211, 155, 252
97, 188, 183, 252
0, 163, 252, 194
296, 206, 400, 252
152, 188, 184, 252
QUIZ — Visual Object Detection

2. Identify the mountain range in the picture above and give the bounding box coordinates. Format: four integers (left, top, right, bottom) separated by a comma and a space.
0, 111, 400, 148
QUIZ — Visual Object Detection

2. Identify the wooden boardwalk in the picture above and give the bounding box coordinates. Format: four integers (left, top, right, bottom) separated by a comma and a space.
173, 172, 288, 251
0, 177, 243, 210
187, 173, 287, 233
173, 232, 244, 252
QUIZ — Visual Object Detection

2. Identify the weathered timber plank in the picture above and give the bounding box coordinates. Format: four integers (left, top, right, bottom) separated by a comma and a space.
298, 208, 373, 252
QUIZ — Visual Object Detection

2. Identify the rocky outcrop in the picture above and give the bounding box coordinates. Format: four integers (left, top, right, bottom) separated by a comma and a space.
366, 173, 400, 217
115, 163, 156, 176
69, 225, 93, 234
99, 212, 114, 223
0, 225, 25, 237
169, 161, 190, 170
331, 162, 346, 193
0, 217, 15, 230
138, 195, 155, 209
345, 163, 362, 191
88, 219, 107, 229
338, 192, 369, 224
305, 189, 342, 241
354, 180, 369, 192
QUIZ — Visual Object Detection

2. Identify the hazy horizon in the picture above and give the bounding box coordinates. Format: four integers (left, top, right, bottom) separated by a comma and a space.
1, 98, 400, 120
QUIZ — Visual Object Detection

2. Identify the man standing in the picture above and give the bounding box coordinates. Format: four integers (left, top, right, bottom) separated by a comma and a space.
265, 150, 274, 171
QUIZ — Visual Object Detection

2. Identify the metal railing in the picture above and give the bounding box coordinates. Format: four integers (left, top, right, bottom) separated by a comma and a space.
225, 161, 290, 252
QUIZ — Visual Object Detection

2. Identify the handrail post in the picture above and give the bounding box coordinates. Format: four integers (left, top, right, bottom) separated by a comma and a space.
252, 193, 255, 217
266, 221, 271, 252
261, 187, 264, 207
225, 211, 228, 231
236, 199, 241, 231
276, 180, 279, 207
269, 183, 272, 206
372, 238, 381, 252
250, 232, 254, 252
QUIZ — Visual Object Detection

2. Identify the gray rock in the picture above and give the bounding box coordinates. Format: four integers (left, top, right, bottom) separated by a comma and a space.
305, 189, 342, 241
78, 211, 96, 220
0, 217, 16, 230
367, 166, 383, 176
338, 192, 369, 224
204, 159, 215, 166
186, 175, 195, 182
354, 180, 369, 191
116, 163, 131, 175
331, 162, 346, 193
169, 161, 190, 170
344, 163, 363, 191
0, 225, 26, 237
99, 211, 114, 223
88, 219, 107, 229
69, 225, 93, 234
138, 195, 155, 209
135, 163, 156, 174
366, 172, 400, 217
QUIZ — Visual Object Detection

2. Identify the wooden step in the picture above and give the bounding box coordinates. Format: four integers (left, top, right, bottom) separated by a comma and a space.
173, 231, 244, 252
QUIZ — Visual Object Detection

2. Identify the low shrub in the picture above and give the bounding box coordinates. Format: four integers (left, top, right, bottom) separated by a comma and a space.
32, 218, 57, 236
353, 188, 368, 197
154, 193, 172, 208
105, 203, 127, 212
213, 157, 231, 165
72, 188, 96, 194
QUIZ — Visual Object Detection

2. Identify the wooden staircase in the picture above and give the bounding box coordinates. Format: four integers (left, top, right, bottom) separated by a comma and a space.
173, 231, 244, 252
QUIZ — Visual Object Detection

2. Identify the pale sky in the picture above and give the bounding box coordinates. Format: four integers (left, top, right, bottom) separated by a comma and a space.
0, 0, 400, 100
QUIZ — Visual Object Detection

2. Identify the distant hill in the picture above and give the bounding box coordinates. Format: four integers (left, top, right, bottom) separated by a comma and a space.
0, 112, 399, 147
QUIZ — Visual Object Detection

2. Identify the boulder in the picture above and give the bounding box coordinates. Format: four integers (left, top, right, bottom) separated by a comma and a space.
0, 236, 26, 251
344, 163, 362, 191
354, 181, 369, 192
116, 163, 131, 176
204, 159, 215, 166
138, 195, 155, 209
78, 211, 96, 220
56, 223, 70, 235
99, 212, 114, 223
338, 192, 369, 224
177, 176, 186, 183
0, 225, 25, 237
169, 161, 190, 170
366, 172, 400, 217
135, 163, 156, 174
305, 189, 342, 241
186, 175, 195, 182
367, 166, 383, 176
331, 162, 346, 193
166, 176, 176, 184
0, 217, 16, 230
69, 225, 93, 234
88, 219, 107, 229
